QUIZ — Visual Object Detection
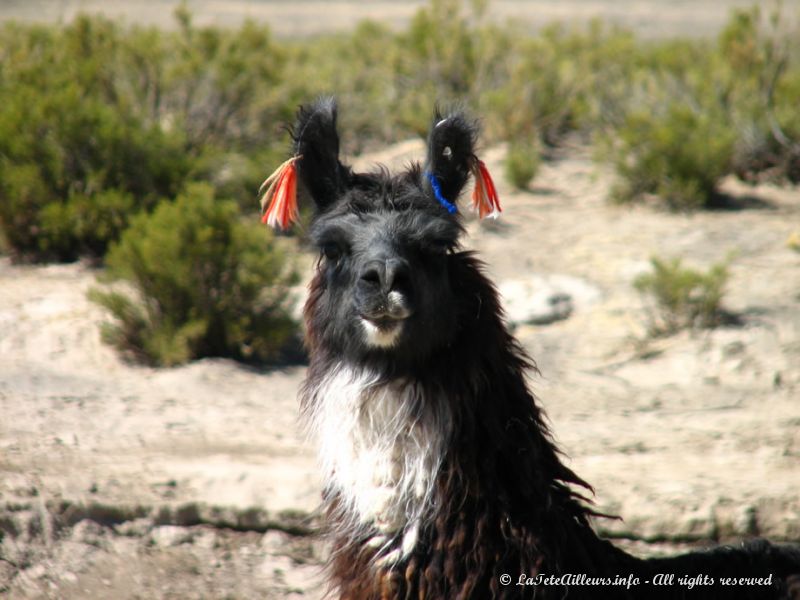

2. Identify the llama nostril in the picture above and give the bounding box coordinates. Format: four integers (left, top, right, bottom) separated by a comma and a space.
360, 258, 410, 294
360, 261, 384, 288
384, 258, 410, 293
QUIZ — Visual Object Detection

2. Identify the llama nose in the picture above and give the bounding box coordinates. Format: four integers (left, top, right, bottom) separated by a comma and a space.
360, 258, 410, 294
384, 258, 410, 293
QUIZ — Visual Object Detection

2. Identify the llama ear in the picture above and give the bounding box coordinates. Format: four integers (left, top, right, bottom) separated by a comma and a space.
292, 97, 350, 212
423, 109, 477, 211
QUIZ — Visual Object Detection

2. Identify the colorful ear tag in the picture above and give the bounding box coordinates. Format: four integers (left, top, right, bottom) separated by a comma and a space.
426, 171, 458, 214
259, 156, 301, 230
469, 157, 502, 219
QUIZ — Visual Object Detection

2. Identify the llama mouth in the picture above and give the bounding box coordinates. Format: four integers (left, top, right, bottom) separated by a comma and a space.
360, 316, 405, 348
364, 316, 403, 331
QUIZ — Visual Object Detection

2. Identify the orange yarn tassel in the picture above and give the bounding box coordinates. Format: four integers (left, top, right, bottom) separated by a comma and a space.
259, 156, 301, 230
470, 158, 502, 219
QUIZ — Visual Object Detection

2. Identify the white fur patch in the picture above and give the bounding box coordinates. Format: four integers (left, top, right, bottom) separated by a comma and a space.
360, 318, 402, 348
360, 291, 410, 348
304, 365, 451, 563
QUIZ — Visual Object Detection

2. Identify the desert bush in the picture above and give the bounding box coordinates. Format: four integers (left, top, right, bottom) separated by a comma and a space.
634, 256, 730, 334
90, 184, 298, 366
161, 8, 287, 154
0, 17, 187, 260
2, 1, 799, 263
598, 34, 736, 210
281, 21, 402, 153
486, 22, 641, 149
789, 232, 800, 253
504, 139, 540, 189
277, 0, 514, 149
718, 6, 800, 184
602, 5, 800, 208
391, 0, 506, 136
0, 11, 287, 261
608, 105, 736, 210
0, 94, 188, 260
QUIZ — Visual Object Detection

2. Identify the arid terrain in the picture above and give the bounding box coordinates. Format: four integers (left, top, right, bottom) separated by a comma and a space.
1, 2, 800, 599
1, 137, 798, 598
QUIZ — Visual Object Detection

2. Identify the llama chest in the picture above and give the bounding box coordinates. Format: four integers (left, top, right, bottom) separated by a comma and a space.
305, 366, 450, 554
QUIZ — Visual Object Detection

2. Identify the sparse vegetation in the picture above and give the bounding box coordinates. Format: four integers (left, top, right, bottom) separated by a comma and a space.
89, 184, 298, 366
603, 5, 800, 210
634, 256, 731, 334
0, 0, 798, 364
0, 12, 287, 262
607, 106, 736, 210
789, 232, 800, 253
504, 139, 541, 190
1, 2, 797, 260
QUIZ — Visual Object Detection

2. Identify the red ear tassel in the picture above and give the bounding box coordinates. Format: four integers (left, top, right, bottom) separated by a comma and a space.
259, 156, 301, 230
470, 157, 502, 219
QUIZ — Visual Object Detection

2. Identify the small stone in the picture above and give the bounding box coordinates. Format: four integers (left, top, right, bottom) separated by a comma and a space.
148, 525, 194, 547
71, 519, 107, 548
62, 572, 78, 584
114, 518, 152, 537
499, 274, 601, 327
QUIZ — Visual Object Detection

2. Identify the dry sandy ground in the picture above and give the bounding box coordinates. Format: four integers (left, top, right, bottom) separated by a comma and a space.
2, 0, 797, 39
1, 139, 799, 598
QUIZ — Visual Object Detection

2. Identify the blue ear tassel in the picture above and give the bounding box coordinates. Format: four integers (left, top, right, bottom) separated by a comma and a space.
426, 172, 458, 214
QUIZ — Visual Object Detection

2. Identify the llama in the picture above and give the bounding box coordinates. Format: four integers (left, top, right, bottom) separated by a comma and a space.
260, 98, 800, 599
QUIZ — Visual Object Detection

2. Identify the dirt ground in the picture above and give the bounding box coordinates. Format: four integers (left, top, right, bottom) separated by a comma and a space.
2, 0, 795, 39
1, 135, 798, 598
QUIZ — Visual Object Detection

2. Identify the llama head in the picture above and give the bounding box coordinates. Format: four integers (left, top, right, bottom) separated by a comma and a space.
284, 98, 486, 370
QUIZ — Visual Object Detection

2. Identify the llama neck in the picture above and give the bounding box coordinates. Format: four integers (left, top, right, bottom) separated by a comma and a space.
302, 363, 452, 564
300, 254, 595, 571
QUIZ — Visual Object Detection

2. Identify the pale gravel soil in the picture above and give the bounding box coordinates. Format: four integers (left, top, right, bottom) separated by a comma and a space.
1, 139, 798, 598
2, 1, 795, 39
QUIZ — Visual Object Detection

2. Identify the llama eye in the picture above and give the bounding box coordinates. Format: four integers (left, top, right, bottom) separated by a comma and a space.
321, 243, 343, 262
426, 240, 451, 256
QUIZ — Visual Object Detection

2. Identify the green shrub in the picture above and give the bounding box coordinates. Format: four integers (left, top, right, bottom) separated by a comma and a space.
90, 184, 298, 366
283, 21, 404, 152
37, 190, 136, 259
504, 139, 540, 189
600, 5, 800, 206
0, 12, 287, 261
487, 22, 641, 148
717, 6, 800, 184
0, 17, 189, 260
634, 256, 730, 334
789, 232, 800, 253
608, 105, 736, 210
2, 2, 800, 263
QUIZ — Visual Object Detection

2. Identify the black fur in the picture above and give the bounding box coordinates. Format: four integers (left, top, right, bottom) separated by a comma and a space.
289, 98, 800, 599
423, 107, 477, 203
292, 96, 351, 211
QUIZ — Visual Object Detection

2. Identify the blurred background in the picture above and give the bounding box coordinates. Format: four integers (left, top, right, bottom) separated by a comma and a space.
0, 1, 799, 598
0, 0, 787, 38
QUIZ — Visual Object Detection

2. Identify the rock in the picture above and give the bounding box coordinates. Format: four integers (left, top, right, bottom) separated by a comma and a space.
498, 275, 601, 326
70, 519, 108, 548
114, 518, 152, 537
148, 525, 195, 547
261, 530, 288, 554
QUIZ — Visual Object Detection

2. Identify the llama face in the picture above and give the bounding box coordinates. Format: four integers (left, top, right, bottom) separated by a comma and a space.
308, 196, 462, 362
292, 98, 480, 369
